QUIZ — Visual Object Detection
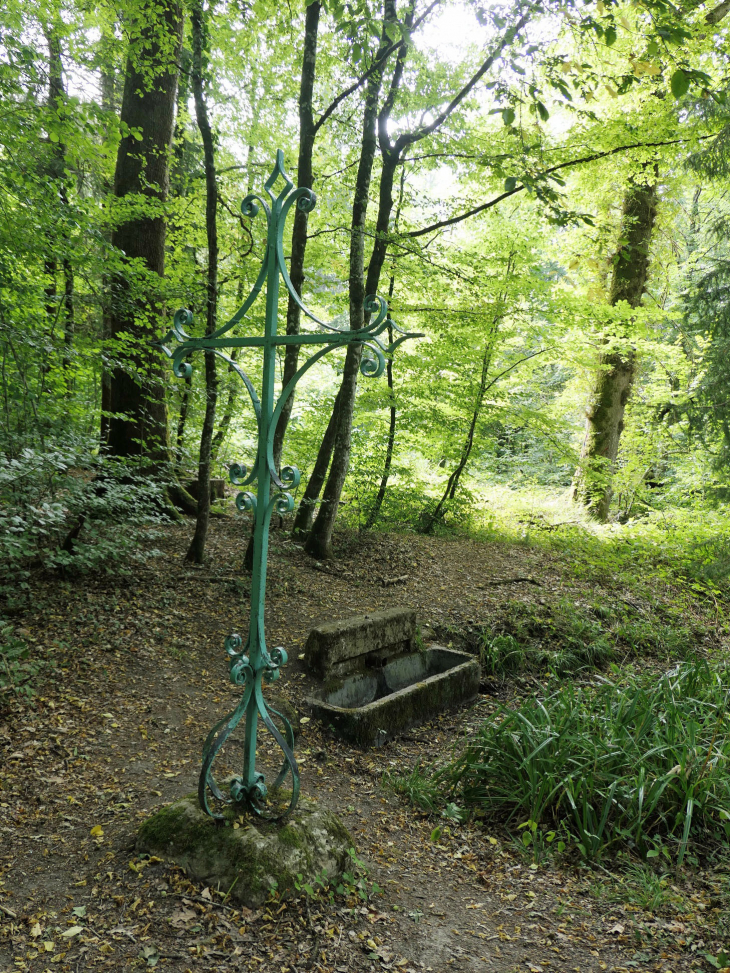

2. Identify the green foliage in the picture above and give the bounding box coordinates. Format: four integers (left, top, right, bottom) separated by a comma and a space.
446, 594, 695, 681
0, 622, 40, 698
396, 661, 730, 864
0, 438, 166, 607
291, 848, 381, 904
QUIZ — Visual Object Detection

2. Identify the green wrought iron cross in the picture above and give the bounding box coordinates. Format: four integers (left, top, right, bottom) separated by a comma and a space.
159, 150, 419, 820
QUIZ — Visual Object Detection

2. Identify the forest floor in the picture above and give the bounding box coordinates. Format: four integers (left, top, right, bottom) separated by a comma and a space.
1, 514, 729, 973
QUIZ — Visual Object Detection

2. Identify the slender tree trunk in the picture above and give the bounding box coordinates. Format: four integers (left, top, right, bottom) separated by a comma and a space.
209, 129, 258, 465
43, 22, 74, 383
363, 167, 407, 530
573, 175, 658, 520
422, 334, 497, 534
175, 366, 192, 467
106, 0, 183, 467
291, 386, 342, 539
272, 1, 320, 474
186, 0, 219, 564
303, 0, 398, 559
420, 257, 516, 533
363, 318, 396, 531
61, 253, 74, 389
209, 349, 238, 464
99, 24, 117, 445
304, 3, 522, 556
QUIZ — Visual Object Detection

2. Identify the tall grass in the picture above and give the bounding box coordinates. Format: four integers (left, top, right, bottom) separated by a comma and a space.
393, 661, 730, 862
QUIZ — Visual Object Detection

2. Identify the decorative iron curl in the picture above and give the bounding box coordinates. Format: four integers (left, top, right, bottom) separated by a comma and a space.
297, 189, 317, 213
269, 492, 295, 517
235, 491, 257, 513
280, 465, 300, 490
241, 194, 266, 220
229, 461, 257, 487
173, 352, 192, 380
262, 645, 288, 681
230, 655, 253, 687
173, 307, 193, 339
225, 633, 243, 656
360, 343, 386, 378
363, 293, 388, 330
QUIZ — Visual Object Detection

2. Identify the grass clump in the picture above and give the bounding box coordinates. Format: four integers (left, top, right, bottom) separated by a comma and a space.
471, 598, 697, 680
392, 660, 730, 863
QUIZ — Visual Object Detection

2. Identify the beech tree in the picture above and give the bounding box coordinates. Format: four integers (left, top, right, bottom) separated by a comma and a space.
106, 0, 184, 467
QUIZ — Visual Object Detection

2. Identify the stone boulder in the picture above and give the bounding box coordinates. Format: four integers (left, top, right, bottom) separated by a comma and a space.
137, 794, 352, 907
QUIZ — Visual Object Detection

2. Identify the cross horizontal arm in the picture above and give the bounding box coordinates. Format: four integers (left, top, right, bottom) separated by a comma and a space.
174, 331, 379, 350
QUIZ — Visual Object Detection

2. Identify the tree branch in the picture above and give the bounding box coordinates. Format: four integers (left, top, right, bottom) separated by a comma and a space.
313, 0, 441, 135
406, 132, 721, 239
393, 9, 531, 152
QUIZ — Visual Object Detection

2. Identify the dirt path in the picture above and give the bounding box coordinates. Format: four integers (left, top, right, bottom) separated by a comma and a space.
0, 520, 723, 973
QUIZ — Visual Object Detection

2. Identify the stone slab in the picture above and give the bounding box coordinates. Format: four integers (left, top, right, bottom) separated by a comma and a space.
137, 794, 352, 907
305, 607, 416, 677
305, 647, 480, 748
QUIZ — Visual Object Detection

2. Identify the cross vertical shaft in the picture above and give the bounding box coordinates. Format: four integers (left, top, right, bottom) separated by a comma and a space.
158, 150, 420, 820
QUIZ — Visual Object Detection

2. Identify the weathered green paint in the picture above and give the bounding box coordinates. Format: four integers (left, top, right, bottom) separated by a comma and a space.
158, 152, 420, 820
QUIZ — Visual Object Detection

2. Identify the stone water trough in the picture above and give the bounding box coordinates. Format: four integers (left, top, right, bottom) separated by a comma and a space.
304, 608, 479, 747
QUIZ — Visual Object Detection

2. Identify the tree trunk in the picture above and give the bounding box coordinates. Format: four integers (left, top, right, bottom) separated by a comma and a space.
304, 4, 524, 556
106, 0, 184, 468
419, 256, 516, 533
303, 0, 398, 560
291, 387, 341, 539
363, 167, 407, 531
186, 0, 219, 564
43, 21, 75, 388
363, 319, 396, 531
175, 366, 192, 468
573, 175, 658, 520
272, 0, 320, 475
209, 348, 238, 465
61, 254, 74, 389
99, 24, 117, 445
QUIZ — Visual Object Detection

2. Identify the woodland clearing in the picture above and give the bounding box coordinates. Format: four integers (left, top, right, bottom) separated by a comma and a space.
1, 515, 729, 973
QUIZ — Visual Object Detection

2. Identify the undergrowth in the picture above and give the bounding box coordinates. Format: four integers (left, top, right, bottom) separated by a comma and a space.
388, 660, 730, 864
439, 596, 703, 679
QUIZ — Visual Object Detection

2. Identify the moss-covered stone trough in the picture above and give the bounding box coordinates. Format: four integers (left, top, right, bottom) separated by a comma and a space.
137, 793, 352, 907
305, 646, 480, 747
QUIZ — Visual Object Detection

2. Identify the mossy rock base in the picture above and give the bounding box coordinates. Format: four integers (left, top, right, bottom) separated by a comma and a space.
136, 794, 353, 907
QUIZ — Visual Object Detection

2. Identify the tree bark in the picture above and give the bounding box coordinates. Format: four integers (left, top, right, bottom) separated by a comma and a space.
304, 6, 529, 557
106, 0, 184, 467
573, 175, 658, 520
175, 365, 192, 468
290, 388, 341, 539
99, 23, 118, 445
303, 0, 398, 560
43, 21, 75, 391
186, 0, 219, 564
272, 0, 320, 475
363, 167, 407, 530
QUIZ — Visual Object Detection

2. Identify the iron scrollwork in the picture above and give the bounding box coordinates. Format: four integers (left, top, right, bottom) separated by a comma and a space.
159, 150, 421, 820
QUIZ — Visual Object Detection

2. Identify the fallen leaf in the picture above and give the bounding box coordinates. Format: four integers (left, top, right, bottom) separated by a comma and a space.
61, 925, 83, 939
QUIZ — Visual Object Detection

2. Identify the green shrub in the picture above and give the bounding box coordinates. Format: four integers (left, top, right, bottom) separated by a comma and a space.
395, 661, 730, 863
0, 623, 40, 698
0, 439, 166, 604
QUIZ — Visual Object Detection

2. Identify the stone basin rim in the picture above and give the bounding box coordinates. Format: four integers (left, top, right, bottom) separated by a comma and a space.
305, 648, 478, 714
